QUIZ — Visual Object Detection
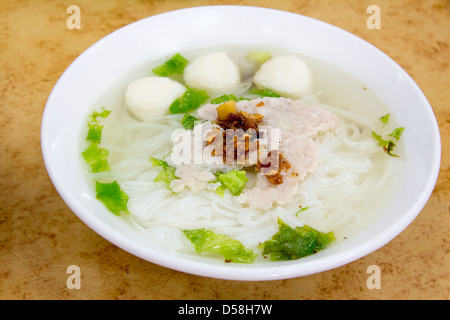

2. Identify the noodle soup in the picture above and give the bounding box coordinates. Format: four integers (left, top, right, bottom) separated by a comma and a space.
80, 46, 405, 263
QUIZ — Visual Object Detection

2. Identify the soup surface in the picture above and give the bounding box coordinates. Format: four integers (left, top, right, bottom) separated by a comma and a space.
80, 46, 405, 263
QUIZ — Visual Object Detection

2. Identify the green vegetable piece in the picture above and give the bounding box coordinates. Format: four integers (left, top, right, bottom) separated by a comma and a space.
82, 108, 130, 216
95, 180, 130, 215
81, 141, 110, 173
154, 167, 177, 185
181, 113, 200, 130
214, 184, 226, 197
89, 108, 111, 123
371, 131, 399, 157
82, 107, 112, 172
215, 170, 248, 196
169, 87, 209, 114
296, 206, 309, 217
183, 228, 256, 263
246, 50, 272, 64
86, 107, 111, 143
86, 122, 103, 143
262, 218, 335, 261
150, 157, 179, 185
149, 157, 169, 168
379, 113, 390, 124
210, 94, 246, 104
249, 88, 281, 97
389, 127, 405, 140
152, 53, 189, 77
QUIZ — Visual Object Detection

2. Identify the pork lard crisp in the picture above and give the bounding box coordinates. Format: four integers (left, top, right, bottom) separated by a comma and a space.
169, 97, 338, 210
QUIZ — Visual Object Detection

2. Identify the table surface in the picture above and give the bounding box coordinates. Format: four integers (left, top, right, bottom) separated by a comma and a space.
1, 0, 449, 300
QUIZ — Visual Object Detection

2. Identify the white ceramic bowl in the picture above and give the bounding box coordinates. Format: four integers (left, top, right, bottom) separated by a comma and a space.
41, 6, 441, 281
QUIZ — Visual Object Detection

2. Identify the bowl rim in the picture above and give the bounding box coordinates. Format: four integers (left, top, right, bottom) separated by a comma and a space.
41, 5, 441, 281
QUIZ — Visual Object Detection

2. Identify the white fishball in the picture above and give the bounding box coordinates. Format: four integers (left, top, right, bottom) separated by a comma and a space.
253, 56, 313, 98
183, 52, 241, 96
125, 77, 186, 121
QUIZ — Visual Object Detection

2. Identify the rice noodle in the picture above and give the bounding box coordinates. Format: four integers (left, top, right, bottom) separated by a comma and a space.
98, 105, 403, 256
84, 47, 404, 261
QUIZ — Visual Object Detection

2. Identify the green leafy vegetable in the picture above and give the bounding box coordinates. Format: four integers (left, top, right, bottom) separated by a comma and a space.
169, 87, 209, 114
389, 127, 405, 140
379, 113, 390, 124
181, 113, 200, 130
262, 218, 335, 261
82, 108, 111, 173
215, 170, 248, 196
371, 131, 399, 157
150, 157, 179, 185
149, 157, 168, 168
89, 108, 111, 123
246, 50, 272, 64
82, 108, 131, 216
86, 123, 103, 143
249, 88, 281, 98
214, 184, 226, 197
95, 180, 130, 215
86, 108, 111, 144
152, 53, 189, 77
183, 228, 256, 263
210, 94, 247, 104
81, 143, 111, 173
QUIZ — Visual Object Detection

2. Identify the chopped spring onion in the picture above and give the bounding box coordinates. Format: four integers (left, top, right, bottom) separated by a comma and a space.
371, 131, 398, 157
379, 113, 390, 124
389, 127, 405, 140
372, 113, 405, 157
